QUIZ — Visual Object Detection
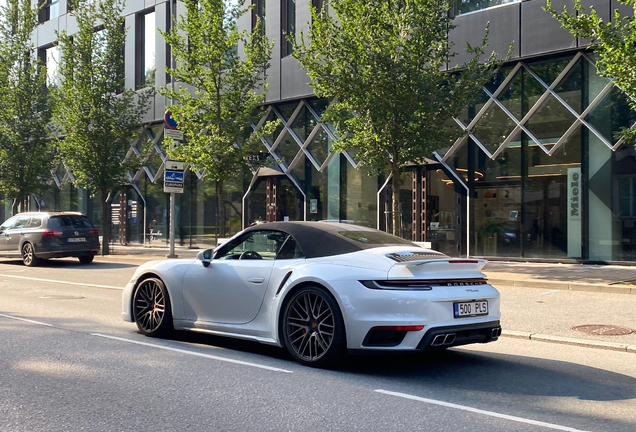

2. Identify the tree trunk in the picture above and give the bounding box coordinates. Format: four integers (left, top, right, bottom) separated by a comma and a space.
100, 189, 110, 255
391, 163, 403, 237
218, 180, 225, 239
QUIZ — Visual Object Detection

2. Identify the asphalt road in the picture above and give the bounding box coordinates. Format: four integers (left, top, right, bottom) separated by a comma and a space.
1, 258, 636, 432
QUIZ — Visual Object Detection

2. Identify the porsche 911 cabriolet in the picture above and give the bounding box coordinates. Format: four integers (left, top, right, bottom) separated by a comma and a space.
122, 222, 501, 367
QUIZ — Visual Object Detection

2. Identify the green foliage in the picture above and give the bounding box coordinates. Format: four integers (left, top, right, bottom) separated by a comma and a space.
546, 0, 636, 142
159, 0, 275, 182
0, 0, 54, 210
53, 0, 151, 196
291, 0, 505, 233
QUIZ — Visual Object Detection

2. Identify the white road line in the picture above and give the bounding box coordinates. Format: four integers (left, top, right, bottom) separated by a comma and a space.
540, 290, 560, 296
374, 390, 590, 432
0, 312, 54, 327
91, 333, 293, 374
0, 273, 123, 290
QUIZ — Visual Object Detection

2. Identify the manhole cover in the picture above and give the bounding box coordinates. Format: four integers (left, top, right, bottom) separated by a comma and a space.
572, 325, 635, 336
38, 295, 84, 300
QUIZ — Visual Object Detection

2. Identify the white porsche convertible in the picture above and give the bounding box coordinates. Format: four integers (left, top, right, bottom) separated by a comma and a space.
122, 222, 501, 367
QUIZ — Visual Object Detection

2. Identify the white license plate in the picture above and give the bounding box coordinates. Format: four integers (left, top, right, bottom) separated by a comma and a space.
67, 237, 86, 243
454, 300, 488, 318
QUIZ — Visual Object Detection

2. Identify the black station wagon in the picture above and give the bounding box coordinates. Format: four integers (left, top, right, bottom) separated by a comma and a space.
0, 212, 100, 266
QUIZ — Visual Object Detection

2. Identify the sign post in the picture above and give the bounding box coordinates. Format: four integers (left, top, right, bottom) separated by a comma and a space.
164, 161, 184, 258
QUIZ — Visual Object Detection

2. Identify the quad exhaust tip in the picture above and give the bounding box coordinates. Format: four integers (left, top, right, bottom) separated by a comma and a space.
431, 333, 456, 346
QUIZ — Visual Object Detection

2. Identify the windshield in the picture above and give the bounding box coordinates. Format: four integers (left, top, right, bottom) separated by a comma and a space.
338, 231, 416, 246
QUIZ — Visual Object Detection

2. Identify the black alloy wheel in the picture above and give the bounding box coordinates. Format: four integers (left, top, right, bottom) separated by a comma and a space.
22, 243, 39, 267
78, 255, 94, 264
283, 286, 345, 367
132, 277, 173, 337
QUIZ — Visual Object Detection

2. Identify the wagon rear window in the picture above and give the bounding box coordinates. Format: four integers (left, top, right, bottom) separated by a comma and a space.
338, 231, 416, 246
49, 216, 93, 229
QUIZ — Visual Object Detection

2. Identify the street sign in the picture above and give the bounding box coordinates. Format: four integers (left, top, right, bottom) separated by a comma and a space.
164, 182, 184, 193
165, 170, 184, 183
165, 160, 184, 171
165, 129, 184, 141
164, 110, 178, 129
164, 162, 184, 193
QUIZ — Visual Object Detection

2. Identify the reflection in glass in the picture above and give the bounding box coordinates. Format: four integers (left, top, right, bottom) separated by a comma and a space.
526, 94, 577, 146
290, 105, 317, 143
472, 104, 517, 154
274, 132, 301, 166
306, 125, 331, 167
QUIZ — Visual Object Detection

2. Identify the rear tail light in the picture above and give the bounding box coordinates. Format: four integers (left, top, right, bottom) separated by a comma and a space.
42, 230, 63, 237
89, 229, 98, 235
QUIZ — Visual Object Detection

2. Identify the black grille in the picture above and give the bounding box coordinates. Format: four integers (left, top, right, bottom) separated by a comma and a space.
386, 252, 447, 262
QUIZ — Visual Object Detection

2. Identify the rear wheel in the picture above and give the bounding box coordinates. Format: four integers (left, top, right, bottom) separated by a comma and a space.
282, 286, 345, 368
22, 243, 39, 267
78, 255, 94, 264
132, 277, 172, 337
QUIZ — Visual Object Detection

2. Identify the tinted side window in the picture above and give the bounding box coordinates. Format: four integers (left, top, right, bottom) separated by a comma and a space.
276, 237, 304, 259
216, 231, 289, 260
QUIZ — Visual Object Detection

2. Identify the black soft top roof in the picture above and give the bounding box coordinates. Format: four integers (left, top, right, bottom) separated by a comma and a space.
242, 221, 415, 259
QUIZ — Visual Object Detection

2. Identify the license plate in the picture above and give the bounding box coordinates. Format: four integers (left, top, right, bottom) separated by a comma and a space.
454, 300, 488, 318
67, 237, 86, 243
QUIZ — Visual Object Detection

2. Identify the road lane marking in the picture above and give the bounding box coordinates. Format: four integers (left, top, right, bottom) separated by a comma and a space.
0, 273, 123, 290
374, 390, 590, 432
91, 333, 293, 374
540, 290, 560, 296
0, 313, 53, 327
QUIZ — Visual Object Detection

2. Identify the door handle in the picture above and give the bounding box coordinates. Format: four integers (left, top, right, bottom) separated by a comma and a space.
248, 277, 265, 284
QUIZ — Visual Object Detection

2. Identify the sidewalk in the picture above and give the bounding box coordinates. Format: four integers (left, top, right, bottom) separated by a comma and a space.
483, 261, 636, 295
94, 245, 636, 355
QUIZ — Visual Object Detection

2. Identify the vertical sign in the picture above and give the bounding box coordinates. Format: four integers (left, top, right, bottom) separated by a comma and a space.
567, 167, 582, 257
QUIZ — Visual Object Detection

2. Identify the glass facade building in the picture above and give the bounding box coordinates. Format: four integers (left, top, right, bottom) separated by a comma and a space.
3, 0, 634, 263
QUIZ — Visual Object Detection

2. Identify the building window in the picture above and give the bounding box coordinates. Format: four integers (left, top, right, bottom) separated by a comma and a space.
455, 0, 517, 16
166, 0, 176, 83
136, 10, 156, 89
38, 45, 60, 86
281, 0, 295, 57
38, 0, 59, 23
251, 0, 265, 34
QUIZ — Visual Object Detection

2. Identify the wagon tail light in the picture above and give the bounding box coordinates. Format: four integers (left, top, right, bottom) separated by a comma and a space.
360, 279, 488, 290
89, 229, 98, 235
42, 230, 63, 236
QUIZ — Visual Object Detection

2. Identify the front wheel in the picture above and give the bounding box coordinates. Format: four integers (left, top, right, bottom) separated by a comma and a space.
282, 286, 345, 368
132, 277, 173, 337
22, 243, 40, 267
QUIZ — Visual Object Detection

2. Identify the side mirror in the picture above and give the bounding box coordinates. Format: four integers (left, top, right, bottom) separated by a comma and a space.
197, 248, 213, 267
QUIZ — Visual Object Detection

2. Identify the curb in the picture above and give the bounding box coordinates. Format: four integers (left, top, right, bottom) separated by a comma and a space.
487, 278, 635, 295
502, 330, 636, 354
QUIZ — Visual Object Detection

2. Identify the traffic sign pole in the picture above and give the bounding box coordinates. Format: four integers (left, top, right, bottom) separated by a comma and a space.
167, 193, 177, 258
164, 161, 183, 259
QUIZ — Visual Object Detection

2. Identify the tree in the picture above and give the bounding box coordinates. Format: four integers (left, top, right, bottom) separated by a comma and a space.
159, 0, 274, 240
546, 0, 636, 143
0, 0, 54, 213
54, 0, 151, 255
292, 0, 503, 236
